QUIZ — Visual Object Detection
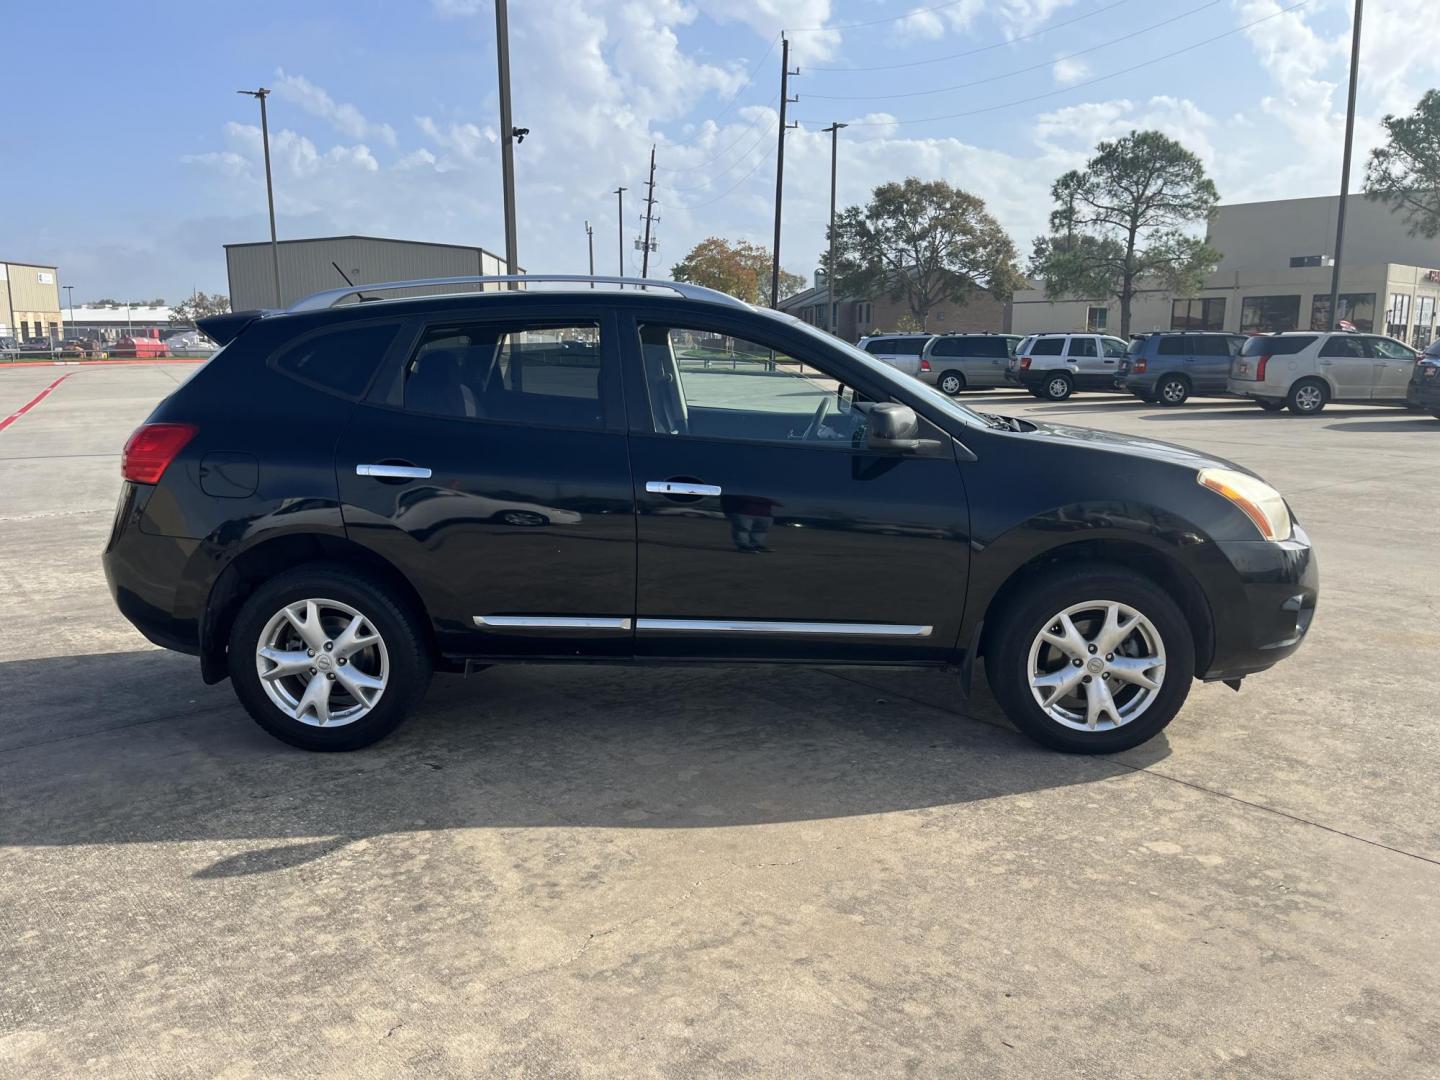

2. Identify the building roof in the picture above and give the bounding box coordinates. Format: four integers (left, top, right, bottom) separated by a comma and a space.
1, 259, 59, 270
223, 234, 506, 260
71, 305, 173, 323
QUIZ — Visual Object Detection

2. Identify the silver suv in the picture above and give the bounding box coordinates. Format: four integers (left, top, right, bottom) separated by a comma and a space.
1007, 332, 1131, 400
1228, 331, 1419, 414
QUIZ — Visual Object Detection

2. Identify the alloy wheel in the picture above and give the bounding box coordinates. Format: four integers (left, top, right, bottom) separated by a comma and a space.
1160, 379, 1187, 404
255, 598, 389, 727
1046, 377, 1071, 400
1293, 384, 1325, 412
1026, 600, 1166, 731
940, 374, 963, 395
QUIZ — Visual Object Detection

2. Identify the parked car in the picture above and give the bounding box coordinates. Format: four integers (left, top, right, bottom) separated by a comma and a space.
857, 333, 935, 378
107, 335, 171, 359
1228, 331, 1419, 414
1119, 332, 1247, 405
1406, 349, 1440, 418
920, 333, 1023, 394
1007, 332, 1132, 399
19, 337, 54, 356
0, 336, 18, 358
57, 337, 101, 358
104, 274, 1317, 755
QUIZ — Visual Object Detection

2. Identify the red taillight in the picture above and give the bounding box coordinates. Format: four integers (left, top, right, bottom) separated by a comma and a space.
1019, 356, 1032, 370
1133, 359, 1147, 373
1256, 355, 1271, 381
919, 358, 931, 372
122, 423, 197, 484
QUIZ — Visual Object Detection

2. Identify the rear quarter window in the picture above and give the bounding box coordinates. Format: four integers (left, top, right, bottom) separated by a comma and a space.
1241, 335, 1315, 357
1030, 337, 1065, 355
272, 321, 402, 398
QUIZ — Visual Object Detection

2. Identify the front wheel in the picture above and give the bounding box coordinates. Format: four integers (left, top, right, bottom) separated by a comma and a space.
938, 370, 966, 396
228, 565, 433, 751
1042, 373, 1074, 401
1155, 375, 1190, 406
983, 567, 1195, 753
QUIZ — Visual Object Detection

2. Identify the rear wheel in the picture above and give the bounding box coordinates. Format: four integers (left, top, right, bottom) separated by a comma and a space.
1255, 398, 1286, 412
228, 565, 432, 751
1155, 375, 1190, 406
1042, 373, 1074, 401
1287, 378, 1329, 415
938, 370, 966, 396
984, 567, 1195, 753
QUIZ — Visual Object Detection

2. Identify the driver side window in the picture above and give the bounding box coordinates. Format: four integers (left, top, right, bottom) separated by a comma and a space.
637, 323, 867, 447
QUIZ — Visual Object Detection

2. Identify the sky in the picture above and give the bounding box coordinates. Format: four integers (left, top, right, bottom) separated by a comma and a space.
4, 0, 1436, 304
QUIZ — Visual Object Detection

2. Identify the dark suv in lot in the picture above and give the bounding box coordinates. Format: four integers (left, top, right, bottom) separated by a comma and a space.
104, 275, 1317, 754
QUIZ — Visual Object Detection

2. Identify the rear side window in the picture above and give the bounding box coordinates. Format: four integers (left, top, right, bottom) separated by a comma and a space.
933, 337, 1002, 357
872, 337, 926, 355
403, 321, 604, 429
1191, 336, 1233, 356
1241, 335, 1315, 356
1030, 337, 1065, 355
1157, 337, 1188, 356
273, 322, 401, 398
1069, 337, 1097, 357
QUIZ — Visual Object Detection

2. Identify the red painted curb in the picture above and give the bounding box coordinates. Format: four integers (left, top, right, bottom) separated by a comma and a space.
0, 373, 75, 432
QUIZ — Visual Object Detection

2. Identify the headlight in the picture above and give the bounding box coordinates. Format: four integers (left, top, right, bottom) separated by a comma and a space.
1197, 468, 1293, 542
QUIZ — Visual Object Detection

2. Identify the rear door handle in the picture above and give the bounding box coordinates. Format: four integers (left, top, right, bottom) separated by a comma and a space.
357, 463, 432, 479
646, 480, 721, 497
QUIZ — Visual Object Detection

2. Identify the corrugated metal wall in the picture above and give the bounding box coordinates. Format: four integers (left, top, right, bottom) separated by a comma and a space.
226, 238, 516, 310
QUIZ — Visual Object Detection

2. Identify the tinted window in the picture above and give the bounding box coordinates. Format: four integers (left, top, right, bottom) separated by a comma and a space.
1319, 335, 1366, 358
1192, 335, 1233, 356
1029, 337, 1065, 355
930, 338, 967, 357
1157, 337, 1188, 356
1240, 335, 1315, 356
1068, 337, 1097, 357
273, 322, 401, 398
866, 337, 926, 355
403, 321, 604, 428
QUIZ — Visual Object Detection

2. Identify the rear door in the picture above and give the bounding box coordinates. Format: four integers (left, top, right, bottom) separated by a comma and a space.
1318, 334, 1372, 399
335, 305, 636, 659
1368, 336, 1419, 400
1190, 334, 1235, 393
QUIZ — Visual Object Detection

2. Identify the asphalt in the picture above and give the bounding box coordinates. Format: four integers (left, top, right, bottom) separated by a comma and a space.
1, 364, 1437, 1078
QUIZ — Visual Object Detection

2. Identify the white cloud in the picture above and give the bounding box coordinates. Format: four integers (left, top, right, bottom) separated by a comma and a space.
1052, 56, 1089, 85
273, 70, 397, 147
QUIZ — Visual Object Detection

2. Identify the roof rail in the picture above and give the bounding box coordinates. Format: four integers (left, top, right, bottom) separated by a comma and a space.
285, 274, 751, 314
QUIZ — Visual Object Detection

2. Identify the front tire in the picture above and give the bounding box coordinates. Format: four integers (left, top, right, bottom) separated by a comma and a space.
983, 567, 1195, 753
1155, 375, 1190, 406
1287, 378, 1329, 415
1042, 373, 1074, 401
938, 370, 966, 396
228, 564, 433, 751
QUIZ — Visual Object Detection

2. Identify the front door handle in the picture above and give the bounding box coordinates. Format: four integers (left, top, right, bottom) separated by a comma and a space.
646, 480, 721, 497
357, 463, 432, 479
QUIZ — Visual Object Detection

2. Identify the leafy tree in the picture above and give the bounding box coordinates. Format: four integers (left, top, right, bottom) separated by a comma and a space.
169, 291, 231, 326
826, 177, 1021, 330
671, 237, 805, 306
1365, 89, 1440, 238
1029, 130, 1219, 336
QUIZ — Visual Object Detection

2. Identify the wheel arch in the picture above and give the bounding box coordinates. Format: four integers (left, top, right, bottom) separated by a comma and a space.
200, 533, 438, 684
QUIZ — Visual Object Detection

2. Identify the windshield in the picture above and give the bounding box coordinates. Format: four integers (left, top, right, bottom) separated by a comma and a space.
776, 312, 988, 427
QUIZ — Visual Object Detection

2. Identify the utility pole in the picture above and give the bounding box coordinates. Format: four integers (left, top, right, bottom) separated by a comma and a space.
640, 145, 659, 278
63, 285, 75, 340
237, 88, 281, 306
770, 34, 798, 309
494, 0, 519, 285
614, 187, 627, 279
585, 220, 595, 286
1327, 0, 1364, 330
822, 122, 848, 335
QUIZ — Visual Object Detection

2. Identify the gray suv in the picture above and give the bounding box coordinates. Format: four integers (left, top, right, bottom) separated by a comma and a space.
920, 333, 1022, 394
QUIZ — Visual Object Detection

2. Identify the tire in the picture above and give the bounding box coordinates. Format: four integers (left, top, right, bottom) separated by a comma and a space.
1155, 375, 1190, 406
983, 566, 1195, 754
1041, 373, 1074, 401
1255, 398, 1286, 412
1286, 378, 1329, 415
228, 564, 433, 751
938, 370, 966, 396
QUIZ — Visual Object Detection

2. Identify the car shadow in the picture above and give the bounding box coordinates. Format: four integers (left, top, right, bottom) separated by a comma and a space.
1323, 417, 1440, 432
0, 650, 1149, 876
1136, 406, 1399, 423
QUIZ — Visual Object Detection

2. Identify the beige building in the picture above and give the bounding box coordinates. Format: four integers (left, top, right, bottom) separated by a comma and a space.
1013, 194, 1440, 347
1, 260, 63, 343
783, 279, 1010, 342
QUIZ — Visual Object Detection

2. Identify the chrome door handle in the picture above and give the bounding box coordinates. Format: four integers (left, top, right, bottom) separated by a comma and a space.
357, 463, 432, 479
646, 480, 721, 497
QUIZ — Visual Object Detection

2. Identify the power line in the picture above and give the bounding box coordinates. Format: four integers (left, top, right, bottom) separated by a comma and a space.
805, 0, 1223, 101
787, 0, 1009, 33
806, 0, 1132, 71
793, 0, 1312, 128
665, 139, 778, 212
678, 32, 782, 139
664, 121, 778, 191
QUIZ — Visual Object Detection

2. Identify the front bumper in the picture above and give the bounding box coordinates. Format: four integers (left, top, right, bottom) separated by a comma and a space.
1196, 523, 1318, 681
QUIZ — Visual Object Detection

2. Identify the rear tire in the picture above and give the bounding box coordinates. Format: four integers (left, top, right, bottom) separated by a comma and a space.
938, 370, 966, 396
1286, 378, 1329, 414
1042, 373, 1074, 401
228, 564, 432, 751
983, 566, 1195, 753
1255, 398, 1286, 412
1155, 375, 1190, 406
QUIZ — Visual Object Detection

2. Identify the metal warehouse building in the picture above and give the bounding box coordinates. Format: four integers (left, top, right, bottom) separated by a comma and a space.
225, 235, 518, 310
2, 259, 63, 342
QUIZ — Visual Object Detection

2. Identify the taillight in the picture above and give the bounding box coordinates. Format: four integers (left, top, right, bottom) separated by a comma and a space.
122, 423, 197, 484
1019, 356, 1032, 370
1256, 355, 1271, 381
1133, 359, 1147, 373
919, 358, 931, 372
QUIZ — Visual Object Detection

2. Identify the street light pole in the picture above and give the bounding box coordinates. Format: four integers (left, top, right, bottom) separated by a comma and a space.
822, 121, 848, 335
614, 187, 627, 278
494, 0, 520, 284
1326, 0, 1364, 331
63, 285, 75, 340
237, 88, 282, 307
585, 220, 595, 286
770, 35, 798, 308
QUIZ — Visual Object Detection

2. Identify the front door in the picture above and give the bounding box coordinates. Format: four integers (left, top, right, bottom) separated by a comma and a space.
336, 307, 636, 659
620, 312, 970, 663
1318, 334, 1372, 399
1368, 336, 1419, 401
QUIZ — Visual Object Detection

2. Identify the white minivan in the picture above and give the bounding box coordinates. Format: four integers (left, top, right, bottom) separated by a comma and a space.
857, 333, 935, 378
1228, 331, 1419, 414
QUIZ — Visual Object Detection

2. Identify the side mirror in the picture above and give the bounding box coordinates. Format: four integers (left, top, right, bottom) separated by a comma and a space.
866, 403, 941, 453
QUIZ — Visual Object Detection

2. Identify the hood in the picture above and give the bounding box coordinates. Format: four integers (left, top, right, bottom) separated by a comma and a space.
1017, 417, 1251, 475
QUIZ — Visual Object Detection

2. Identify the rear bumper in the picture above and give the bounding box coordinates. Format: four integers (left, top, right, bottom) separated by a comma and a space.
1197, 524, 1318, 681
102, 491, 207, 655
1406, 380, 1440, 410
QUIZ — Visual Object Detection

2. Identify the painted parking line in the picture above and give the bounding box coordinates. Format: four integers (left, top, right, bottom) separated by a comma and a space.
0, 358, 205, 369
0, 373, 75, 433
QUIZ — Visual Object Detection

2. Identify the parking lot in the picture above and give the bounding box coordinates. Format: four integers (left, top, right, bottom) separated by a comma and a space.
2, 363, 1437, 1078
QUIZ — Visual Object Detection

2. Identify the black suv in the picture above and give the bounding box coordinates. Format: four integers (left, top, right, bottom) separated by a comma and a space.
104, 276, 1318, 754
